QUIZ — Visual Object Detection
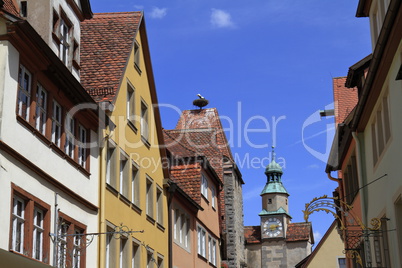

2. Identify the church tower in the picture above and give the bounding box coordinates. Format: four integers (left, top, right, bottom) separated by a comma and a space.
259, 147, 291, 240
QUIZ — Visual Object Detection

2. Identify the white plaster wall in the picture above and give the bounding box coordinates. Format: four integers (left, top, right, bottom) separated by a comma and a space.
362, 40, 402, 267
0, 39, 99, 266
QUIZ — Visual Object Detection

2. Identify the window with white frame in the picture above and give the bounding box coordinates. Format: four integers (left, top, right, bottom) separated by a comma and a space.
59, 17, 70, 65
337, 257, 346, 268
106, 141, 117, 189
120, 151, 129, 197
120, 236, 129, 268
65, 114, 75, 158
73, 229, 82, 268
127, 83, 135, 124
197, 226, 206, 258
174, 208, 190, 250
12, 195, 25, 253
201, 174, 208, 199
208, 236, 217, 266
134, 41, 141, 71
211, 187, 216, 209
106, 225, 116, 268
141, 101, 149, 141
33, 207, 44, 261
156, 186, 163, 225
157, 254, 164, 268
146, 176, 154, 218
57, 221, 68, 268
147, 250, 154, 268
131, 162, 140, 206
371, 93, 391, 165
35, 84, 47, 135
52, 101, 62, 146
78, 125, 87, 168
132, 240, 140, 268
17, 65, 32, 120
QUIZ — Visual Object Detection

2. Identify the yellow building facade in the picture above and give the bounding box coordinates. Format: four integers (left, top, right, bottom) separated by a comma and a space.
81, 12, 169, 267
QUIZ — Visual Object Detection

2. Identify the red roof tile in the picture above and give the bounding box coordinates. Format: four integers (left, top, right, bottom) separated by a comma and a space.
333, 77, 358, 125
1, 0, 20, 17
175, 108, 234, 161
286, 222, 313, 243
170, 163, 202, 205
80, 12, 142, 102
244, 225, 261, 244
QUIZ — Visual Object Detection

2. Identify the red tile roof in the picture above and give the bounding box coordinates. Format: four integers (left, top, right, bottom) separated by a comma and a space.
175, 108, 234, 161
333, 77, 358, 125
1, 0, 20, 17
80, 12, 142, 102
286, 222, 313, 243
164, 128, 224, 182
244, 225, 261, 244
170, 163, 202, 205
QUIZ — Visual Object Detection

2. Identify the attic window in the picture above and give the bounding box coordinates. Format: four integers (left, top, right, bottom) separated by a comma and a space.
134, 41, 141, 74
20, 1, 27, 17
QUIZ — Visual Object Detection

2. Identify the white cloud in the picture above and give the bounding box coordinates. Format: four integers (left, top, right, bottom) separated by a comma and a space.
149, 7, 167, 19
243, 186, 262, 201
306, 164, 320, 169
313, 231, 323, 243
210, 8, 235, 28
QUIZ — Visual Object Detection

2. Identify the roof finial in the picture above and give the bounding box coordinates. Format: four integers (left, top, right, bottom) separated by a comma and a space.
271, 145, 276, 162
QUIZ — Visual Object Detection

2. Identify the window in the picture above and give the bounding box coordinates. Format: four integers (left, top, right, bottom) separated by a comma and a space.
127, 83, 135, 124
174, 209, 190, 250
197, 226, 206, 258
17, 65, 32, 120
338, 257, 346, 268
59, 17, 70, 65
35, 84, 47, 135
11, 186, 50, 262
156, 187, 163, 225
11, 196, 25, 253
20, 1, 27, 17
119, 151, 129, 197
157, 254, 164, 268
134, 41, 141, 71
132, 240, 140, 268
211, 187, 216, 209
57, 214, 86, 268
33, 207, 44, 261
141, 101, 149, 141
371, 93, 391, 165
78, 125, 87, 168
52, 101, 62, 146
131, 162, 139, 206
146, 177, 154, 218
201, 174, 208, 199
106, 225, 116, 268
343, 154, 359, 205
208, 236, 217, 266
106, 141, 117, 188
147, 250, 153, 268
65, 114, 75, 158
120, 236, 129, 268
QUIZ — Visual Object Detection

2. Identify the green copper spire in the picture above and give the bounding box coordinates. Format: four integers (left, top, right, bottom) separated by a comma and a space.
261, 146, 288, 195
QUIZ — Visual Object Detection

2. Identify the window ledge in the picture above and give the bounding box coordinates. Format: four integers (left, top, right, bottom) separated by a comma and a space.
134, 63, 142, 75
119, 194, 131, 206
198, 254, 208, 262
146, 214, 156, 225
141, 136, 151, 148
131, 203, 142, 214
201, 194, 209, 204
106, 183, 119, 196
156, 222, 165, 232
127, 120, 138, 133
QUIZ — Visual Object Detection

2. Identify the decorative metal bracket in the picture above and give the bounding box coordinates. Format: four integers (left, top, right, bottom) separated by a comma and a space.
303, 195, 381, 267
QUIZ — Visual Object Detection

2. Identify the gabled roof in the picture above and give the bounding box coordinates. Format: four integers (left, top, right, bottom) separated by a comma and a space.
244, 225, 261, 244
164, 128, 224, 182
333, 77, 358, 125
286, 222, 314, 243
1, 0, 20, 18
176, 108, 234, 161
80, 12, 142, 103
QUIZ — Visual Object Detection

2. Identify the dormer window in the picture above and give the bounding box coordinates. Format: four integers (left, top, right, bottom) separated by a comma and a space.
52, 9, 73, 67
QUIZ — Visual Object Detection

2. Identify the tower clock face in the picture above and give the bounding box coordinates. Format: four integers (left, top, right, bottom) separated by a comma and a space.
263, 217, 283, 237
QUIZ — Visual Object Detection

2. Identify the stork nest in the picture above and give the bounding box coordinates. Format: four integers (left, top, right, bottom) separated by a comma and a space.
193, 98, 209, 108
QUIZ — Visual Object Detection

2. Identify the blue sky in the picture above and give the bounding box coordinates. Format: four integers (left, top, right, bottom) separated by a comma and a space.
92, 0, 372, 244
